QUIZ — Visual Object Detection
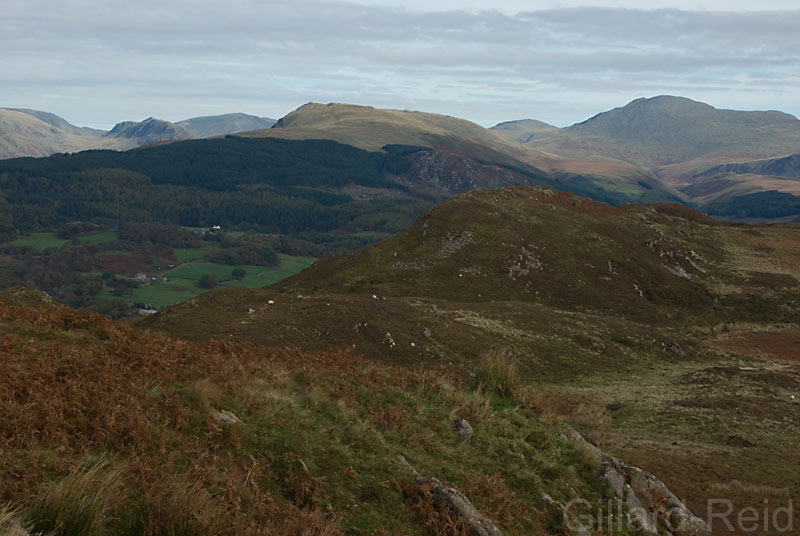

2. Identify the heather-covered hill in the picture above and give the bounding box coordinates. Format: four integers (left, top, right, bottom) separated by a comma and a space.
148, 187, 800, 534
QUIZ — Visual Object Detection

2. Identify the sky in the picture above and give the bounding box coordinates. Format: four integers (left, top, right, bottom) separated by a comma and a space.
2, 0, 799, 129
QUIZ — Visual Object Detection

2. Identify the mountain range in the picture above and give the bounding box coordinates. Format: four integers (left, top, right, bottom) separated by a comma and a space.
0, 108, 275, 159
2, 95, 800, 218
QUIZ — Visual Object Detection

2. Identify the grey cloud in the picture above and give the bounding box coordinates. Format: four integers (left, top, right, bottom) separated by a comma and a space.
2, 0, 799, 127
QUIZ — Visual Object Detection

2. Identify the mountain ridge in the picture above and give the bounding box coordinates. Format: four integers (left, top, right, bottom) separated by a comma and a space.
0, 109, 280, 159
177, 112, 276, 137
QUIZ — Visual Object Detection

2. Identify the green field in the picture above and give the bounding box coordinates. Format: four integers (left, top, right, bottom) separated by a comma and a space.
5, 230, 119, 250
100, 254, 316, 308
7, 232, 69, 250
173, 248, 214, 262
80, 231, 119, 244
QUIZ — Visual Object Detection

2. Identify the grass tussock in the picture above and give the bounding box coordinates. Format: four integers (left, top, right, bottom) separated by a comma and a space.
28, 461, 122, 536
474, 348, 522, 401
136, 478, 228, 536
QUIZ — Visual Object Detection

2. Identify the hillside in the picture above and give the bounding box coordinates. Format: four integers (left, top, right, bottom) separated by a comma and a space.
8, 108, 105, 137
177, 112, 276, 137
490, 119, 560, 143
0, 109, 275, 159
256, 102, 534, 156
518, 96, 800, 216
699, 152, 800, 181
0, 285, 679, 536
148, 187, 800, 534
533, 96, 800, 169
243, 102, 679, 205
0, 108, 124, 159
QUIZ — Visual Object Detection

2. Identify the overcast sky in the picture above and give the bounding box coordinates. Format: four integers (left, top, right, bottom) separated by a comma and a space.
2, 0, 799, 129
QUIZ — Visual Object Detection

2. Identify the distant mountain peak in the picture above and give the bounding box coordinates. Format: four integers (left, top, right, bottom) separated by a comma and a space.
176, 113, 276, 137
490, 118, 559, 143
105, 117, 191, 143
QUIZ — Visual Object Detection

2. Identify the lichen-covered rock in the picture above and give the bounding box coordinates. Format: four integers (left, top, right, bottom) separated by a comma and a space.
600, 455, 710, 536
452, 418, 474, 442
563, 426, 710, 536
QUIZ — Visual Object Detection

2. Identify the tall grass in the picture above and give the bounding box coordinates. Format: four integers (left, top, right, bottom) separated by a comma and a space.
473, 348, 521, 401
138, 479, 228, 536
28, 462, 122, 536
0, 506, 34, 536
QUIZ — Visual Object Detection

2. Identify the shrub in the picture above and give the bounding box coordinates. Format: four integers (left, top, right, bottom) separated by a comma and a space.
198, 274, 219, 289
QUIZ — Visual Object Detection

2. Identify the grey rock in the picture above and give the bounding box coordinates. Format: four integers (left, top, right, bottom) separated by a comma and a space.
415, 477, 503, 536
211, 409, 241, 424
667, 342, 686, 357
453, 418, 474, 442
564, 428, 709, 536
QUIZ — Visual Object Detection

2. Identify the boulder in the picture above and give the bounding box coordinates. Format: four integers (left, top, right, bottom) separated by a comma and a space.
453, 418, 474, 442
211, 409, 241, 424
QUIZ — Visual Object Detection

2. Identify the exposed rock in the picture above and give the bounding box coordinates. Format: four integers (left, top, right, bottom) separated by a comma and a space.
211, 409, 241, 424
541, 492, 592, 536
406, 149, 529, 194
667, 342, 686, 357
563, 426, 710, 536
105, 117, 191, 145
414, 477, 503, 536
452, 418, 473, 442
599, 460, 658, 535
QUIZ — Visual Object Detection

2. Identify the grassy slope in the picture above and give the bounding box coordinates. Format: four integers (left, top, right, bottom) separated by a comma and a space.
0, 289, 625, 536
241, 103, 671, 203
148, 187, 800, 535
5, 231, 120, 251
681, 173, 800, 206
523, 97, 800, 210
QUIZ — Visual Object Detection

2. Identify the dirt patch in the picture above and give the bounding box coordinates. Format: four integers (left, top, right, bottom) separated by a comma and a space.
712, 328, 800, 363
683, 365, 799, 389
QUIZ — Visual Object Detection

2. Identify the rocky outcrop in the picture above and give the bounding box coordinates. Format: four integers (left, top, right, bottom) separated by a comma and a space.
600, 455, 709, 536
413, 477, 503, 536
105, 117, 191, 145
562, 425, 710, 536
406, 149, 530, 194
